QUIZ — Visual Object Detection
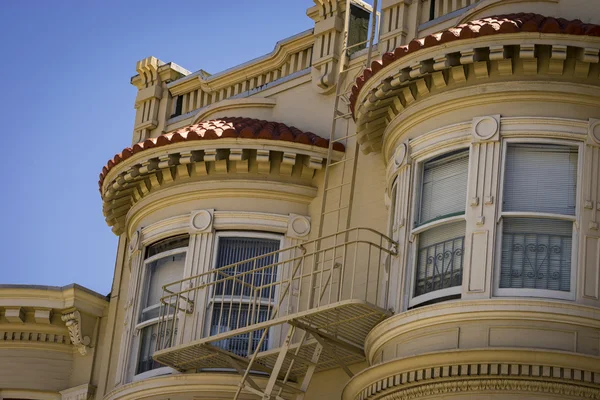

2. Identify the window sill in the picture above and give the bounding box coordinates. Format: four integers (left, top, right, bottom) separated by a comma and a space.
409, 286, 461, 308
412, 214, 465, 235
494, 288, 575, 302
132, 366, 177, 382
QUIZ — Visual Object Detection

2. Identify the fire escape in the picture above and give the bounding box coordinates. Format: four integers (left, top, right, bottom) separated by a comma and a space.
152, 1, 396, 398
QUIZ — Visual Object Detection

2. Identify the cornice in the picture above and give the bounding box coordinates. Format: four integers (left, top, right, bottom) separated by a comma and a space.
103, 372, 277, 400
167, 29, 314, 96
364, 299, 600, 364
125, 180, 317, 239
190, 98, 276, 124
0, 285, 107, 317
353, 34, 600, 155
382, 86, 600, 161
101, 136, 338, 235
343, 349, 600, 400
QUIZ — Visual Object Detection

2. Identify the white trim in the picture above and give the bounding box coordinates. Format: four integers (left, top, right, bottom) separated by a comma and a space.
409, 286, 462, 308
411, 214, 466, 235
500, 212, 576, 222
406, 148, 470, 307
143, 247, 187, 265
130, 239, 189, 381
493, 139, 582, 301
132, 365, 177, 382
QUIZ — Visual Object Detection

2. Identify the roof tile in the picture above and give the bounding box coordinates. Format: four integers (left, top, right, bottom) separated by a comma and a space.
350, 13, 600, 115
100, 116, 343, 190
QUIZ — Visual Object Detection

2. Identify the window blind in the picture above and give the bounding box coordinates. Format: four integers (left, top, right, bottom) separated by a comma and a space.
500, 218, 572, 291
419, 151, 469, 225
503, 145, 577, 215
142, 252, 186, 321
214, 237, 280, 299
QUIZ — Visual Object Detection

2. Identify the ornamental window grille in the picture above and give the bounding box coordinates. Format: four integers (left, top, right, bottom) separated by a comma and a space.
499, 144, 577, 293
413, 151, 468, 303
209, 235, 280, 356
136, 235, 189, 375
415, 221, 465, 297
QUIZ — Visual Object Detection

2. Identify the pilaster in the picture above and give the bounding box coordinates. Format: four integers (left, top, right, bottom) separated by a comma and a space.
307, 0, 346, 94
461, 115, 502, 300
578, 119, 600, 307
388, 142, 412, 312
380, 0, 413, 53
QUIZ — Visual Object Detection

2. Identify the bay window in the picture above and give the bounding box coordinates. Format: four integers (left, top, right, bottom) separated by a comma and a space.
497, 144, 578, 298
136, 235, 189, 375
411, 150, 469, 306
209, 233, 281, 357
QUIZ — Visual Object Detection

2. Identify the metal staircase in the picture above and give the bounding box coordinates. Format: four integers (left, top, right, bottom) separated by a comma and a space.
152, 1, 393, 398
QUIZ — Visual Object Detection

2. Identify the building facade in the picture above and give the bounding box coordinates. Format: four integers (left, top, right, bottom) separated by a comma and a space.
2, 0, 600, 399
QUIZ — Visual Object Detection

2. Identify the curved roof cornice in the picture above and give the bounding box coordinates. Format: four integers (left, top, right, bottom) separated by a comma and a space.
351, 13, 600, 114
350, 13, 600, 153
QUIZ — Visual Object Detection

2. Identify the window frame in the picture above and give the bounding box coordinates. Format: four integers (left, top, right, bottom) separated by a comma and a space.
205, 230, 284, 355
493, 138, 582, 301
408, 146, 471, 308
132, 237, 189, 381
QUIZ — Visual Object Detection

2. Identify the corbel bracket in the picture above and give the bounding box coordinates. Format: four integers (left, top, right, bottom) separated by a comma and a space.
61, 310, 91, 356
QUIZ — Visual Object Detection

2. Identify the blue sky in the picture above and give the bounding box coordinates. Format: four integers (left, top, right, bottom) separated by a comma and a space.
0, 1, 313, 295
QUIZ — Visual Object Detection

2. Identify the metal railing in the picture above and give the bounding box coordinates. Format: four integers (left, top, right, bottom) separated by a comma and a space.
500, 232, 572, 292
155, 227, 396, 355
415, 235, 464, 297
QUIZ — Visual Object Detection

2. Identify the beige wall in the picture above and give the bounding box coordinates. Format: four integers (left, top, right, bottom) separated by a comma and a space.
63, 0, 600, 399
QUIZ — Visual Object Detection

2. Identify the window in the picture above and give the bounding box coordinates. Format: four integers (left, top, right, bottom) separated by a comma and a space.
136, 235, 189, 375
170, 95, 183, 118
411, 150, 469, 306
498, 144, 577, 297
209, 233, 281, 357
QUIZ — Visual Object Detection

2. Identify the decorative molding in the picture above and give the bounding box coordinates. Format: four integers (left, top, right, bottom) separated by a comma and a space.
190, 209, 214, 233
61, 310, 90, 356
353, 36, 600, 153
393, 142, 409, 168
365, 299, 600, 364
472, 115, 500, 142
287, 214, 311, 239
60, 384, 96, 400
128, 229, 142, 254
343, 349, 600, 400
101, 139, 335, 235
191, 98, 276, 124
4, 306, 25, 323
0, 330, 70, 345
34, 308, 52, 324
371, 378, 600, 400
589, 119, 600, 146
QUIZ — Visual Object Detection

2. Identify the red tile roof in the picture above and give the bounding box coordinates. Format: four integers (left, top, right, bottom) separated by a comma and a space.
99, 117, 343, 190
350, 13, 600, 114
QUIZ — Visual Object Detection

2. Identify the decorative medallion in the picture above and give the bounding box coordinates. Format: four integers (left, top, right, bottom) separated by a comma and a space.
191, 210, 213, 232
472, 115, 500, 141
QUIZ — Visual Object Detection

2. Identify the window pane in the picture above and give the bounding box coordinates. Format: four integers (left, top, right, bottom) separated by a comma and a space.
210, 304, 270, 357
419, 151, 469, 225
146, 235, 189, 258
137, 322, 176, 374
500, 218, 572, 292
503, 145, 577, 215
415, 221, 465, 297
142, 252, 186, 321
213, 237, 280, 299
